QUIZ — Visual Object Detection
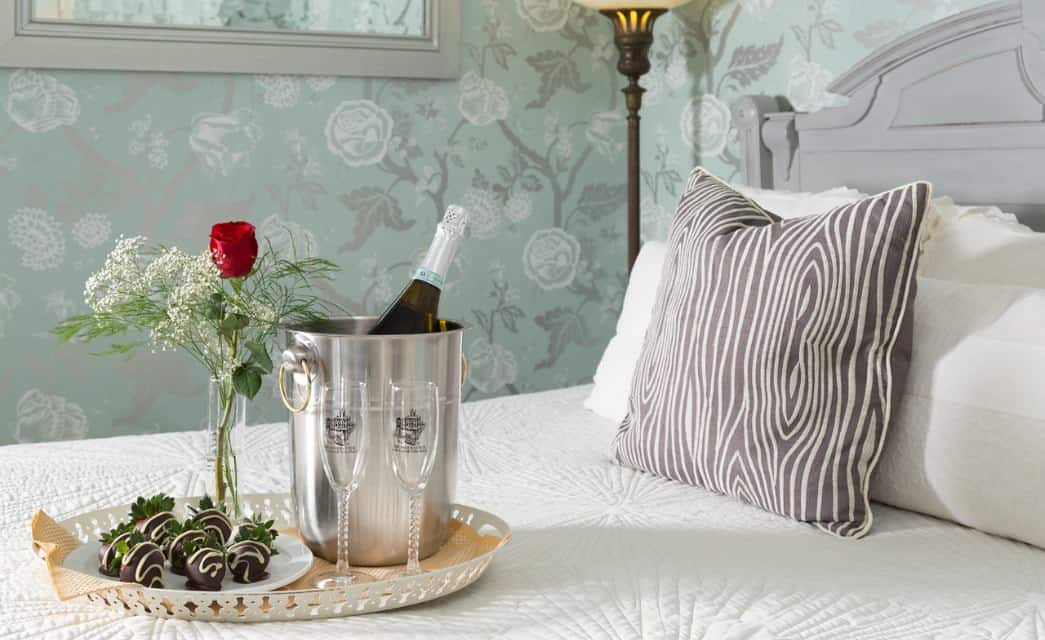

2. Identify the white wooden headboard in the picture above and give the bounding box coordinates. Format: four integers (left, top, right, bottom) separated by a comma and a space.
734, 0, 1045, 229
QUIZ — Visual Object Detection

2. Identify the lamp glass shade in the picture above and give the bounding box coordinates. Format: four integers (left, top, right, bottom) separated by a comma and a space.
573, 0, 691, 8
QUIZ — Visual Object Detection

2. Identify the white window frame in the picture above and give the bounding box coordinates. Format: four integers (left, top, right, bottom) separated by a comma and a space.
0, 0, 460, 79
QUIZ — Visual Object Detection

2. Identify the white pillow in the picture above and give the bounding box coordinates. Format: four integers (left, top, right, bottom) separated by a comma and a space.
871, 277, 1045, 548
920, 197, 1045, 288
736, 188, 1045, 288
584, 242, 666, 421
733, 184, 864, 218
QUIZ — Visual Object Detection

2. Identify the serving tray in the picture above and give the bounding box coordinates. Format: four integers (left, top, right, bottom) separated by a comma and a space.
36, 493, 510, 622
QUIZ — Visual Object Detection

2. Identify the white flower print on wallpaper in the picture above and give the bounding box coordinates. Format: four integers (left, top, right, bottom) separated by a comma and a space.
0, 0, 992, 443
461, 187, 502, 240
468, 335, 520, 393
189, 109, 263, 175
259, 214, 319, 260
15, 389, 88, 443
458, 71, 510, 127
586, 112, 624, 159
504, 191, 533, 224
787, 55, 845, 113
523, 228, 581, 291
256, 75, 302, 110
306, 75, 337, 93
325, 99, 393, 167
680, 94, 732, 157
8, 208, 65, 271
128, 115, 170, 169
6, 69, 80, 133
741, 0, 778, 18
544, 115, 573, 163
71, 213, 112, 250
0, 273, 21, 338
517, 0, 573, 33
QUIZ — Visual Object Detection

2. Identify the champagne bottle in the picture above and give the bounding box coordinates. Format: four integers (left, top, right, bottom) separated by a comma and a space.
369, 206, 469, 335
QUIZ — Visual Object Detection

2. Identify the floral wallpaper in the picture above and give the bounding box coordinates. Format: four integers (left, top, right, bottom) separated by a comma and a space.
0, 0, 992, 445
0, 0, 634, 444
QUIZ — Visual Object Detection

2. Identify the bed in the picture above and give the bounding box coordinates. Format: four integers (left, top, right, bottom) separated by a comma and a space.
3, 385, 1045, 638
6, 1, 1045, 638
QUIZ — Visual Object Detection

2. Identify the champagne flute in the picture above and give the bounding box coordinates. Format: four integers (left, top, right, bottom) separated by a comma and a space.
388, 381, 440, 576
314, 378, 373, 588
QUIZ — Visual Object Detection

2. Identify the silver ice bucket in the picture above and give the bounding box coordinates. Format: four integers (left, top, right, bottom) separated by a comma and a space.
279, 316, 462, 566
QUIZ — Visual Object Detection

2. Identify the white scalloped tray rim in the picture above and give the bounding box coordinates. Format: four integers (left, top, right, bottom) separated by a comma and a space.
54, 493, 511, 622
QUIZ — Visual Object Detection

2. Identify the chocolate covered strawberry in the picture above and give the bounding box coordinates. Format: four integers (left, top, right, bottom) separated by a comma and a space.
114, 530, 165, 588
228, 514, 279, 583
187, 496, 233, 545
129, 494, 176, 545
183, 534, 226, 591
165, 519, 207, 576
98, 521, 134, 577
227, 541, 271, 583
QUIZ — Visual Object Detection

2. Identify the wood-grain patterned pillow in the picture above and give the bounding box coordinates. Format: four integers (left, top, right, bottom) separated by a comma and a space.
612, 168, 931, 538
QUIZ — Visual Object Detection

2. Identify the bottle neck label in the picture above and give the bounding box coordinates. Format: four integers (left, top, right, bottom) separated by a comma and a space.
413, 266, 445, 290
415, 224, 459, 291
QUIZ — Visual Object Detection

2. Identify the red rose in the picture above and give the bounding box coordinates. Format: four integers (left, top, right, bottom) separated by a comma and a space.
209, 221, 258, 278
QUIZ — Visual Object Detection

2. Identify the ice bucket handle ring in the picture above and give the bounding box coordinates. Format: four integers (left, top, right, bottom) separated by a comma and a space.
278, 359, 313, 414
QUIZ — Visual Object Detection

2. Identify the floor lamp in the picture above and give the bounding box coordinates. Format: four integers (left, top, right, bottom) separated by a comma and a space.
573, 0, 691, 272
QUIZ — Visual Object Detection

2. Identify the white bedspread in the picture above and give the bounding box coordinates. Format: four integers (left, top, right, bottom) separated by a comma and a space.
3, 385, 1045, 639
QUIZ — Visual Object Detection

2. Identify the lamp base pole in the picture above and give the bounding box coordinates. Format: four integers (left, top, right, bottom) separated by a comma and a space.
625, 78, 643, 274
600, 8, 666, 273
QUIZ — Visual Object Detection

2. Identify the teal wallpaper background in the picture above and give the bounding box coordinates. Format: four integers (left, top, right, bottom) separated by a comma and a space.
1, 0, 990, 444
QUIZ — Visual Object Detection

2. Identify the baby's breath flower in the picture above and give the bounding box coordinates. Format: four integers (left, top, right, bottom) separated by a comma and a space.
85, 235, 148, 313
148, 250, 221, 350
249, 301, 277, 324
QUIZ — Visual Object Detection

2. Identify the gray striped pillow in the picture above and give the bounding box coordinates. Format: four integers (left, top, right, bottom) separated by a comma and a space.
613, 168, 931, 538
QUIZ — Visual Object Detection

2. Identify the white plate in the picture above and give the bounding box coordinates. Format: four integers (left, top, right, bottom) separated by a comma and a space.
66, 537, 314, 593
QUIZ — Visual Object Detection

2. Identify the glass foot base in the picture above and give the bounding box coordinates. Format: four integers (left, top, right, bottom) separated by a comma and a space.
313, 569, 374, 589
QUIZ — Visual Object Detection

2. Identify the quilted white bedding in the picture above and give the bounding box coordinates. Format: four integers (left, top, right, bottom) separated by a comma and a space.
3, 385, 1045, 639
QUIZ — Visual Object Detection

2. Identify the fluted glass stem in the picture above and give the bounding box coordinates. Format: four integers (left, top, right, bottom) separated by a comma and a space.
336, 489, 351, 577
406, 492, 422, 576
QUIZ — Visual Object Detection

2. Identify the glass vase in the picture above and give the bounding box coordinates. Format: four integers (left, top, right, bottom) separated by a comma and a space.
208, 376, 246, 518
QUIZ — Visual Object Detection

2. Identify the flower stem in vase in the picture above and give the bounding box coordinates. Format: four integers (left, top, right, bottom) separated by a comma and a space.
210, 375, 244, 519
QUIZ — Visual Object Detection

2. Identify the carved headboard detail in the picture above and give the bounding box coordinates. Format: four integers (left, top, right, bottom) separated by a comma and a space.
734, 0, 1045, 229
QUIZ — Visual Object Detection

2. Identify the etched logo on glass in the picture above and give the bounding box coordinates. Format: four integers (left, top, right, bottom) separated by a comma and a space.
394, 409, 427, 452
325, 410, 357, 452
